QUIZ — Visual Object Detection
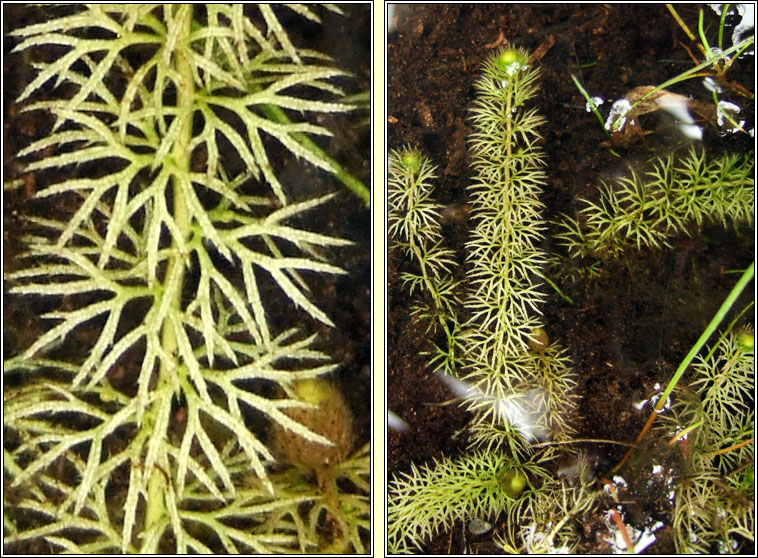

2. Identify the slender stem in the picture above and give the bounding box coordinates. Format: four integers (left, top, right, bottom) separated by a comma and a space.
667, 420, 702, 445
654, 262, 753, 414
570, 74, 609, 136
697, 9, 713, 59
531, 438, 639, 449
499, 76, 514, 358
706, 437, 754, 457
718, 5, 729, 50
261, 103, 370, 207
538, 270, 574, 304
405, 173, 457, 366
145, 4, 195, 535
613, 262, 754, 472
609, 508, 633, 553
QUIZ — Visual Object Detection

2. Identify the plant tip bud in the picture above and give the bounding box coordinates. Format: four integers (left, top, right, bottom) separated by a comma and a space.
494, 49, 528, 76
736, 328, 754, 353
399, 149, 423, 174
499, 468, 528, 498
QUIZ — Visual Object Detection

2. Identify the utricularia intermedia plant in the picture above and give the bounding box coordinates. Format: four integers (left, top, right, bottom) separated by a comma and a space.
3, 4, 369, 554
388, 46, 753, 554
388, 49, 582, 554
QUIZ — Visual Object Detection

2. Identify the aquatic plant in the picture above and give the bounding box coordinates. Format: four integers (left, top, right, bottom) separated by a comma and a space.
460, 48, 578, 455
387, 48, 579, 554
3, 4, 368, 553
495, 463, 600, 554
388, 451, 550, 554
554, 147, 754, 275
555, 149, 754, 553
556, 14, 755, 548
657, 326, 754, 553
388, 44, 753, 556
388, 147, 461, 373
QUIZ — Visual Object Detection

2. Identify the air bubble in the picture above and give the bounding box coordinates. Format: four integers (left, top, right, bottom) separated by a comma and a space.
605, 99, 631, 131
586, 96, 605, 112
702, 76, 722, 93
469, 518, 492, 535
717, 100, 744, 133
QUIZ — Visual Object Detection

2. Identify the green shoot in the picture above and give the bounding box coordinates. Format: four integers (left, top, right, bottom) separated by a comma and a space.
610, 35, 754, 133
657, 321, 753, 552
614, 261, 754, 470
261, 103, 370, 206
571, 74, 610, 136
698, 9, 715, 60
717, 4, 729, 50
388, 147, 462, 374
704, 300, 754, 362
657, 261, 752, 413
554, 148, 754, 265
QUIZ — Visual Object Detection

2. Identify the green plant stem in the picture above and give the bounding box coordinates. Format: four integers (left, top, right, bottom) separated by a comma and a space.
654, 262, 753, 413
408, 226, 458, 365
613, 261, 754, 471
261, 103, 370, 207
717, 4, 729, 49
614, 35, 754, 132
531, 438, 638, 449
570, 74, 609, 136
704, 300, 754, 362
697, 9, 713, 58
538, 271, 574, 304
705, 436, 754, 457
146, 4, 195, 536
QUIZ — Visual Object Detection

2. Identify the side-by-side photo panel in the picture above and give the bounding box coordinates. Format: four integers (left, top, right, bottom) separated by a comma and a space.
387, 4, 754, 555
3, 3, 371, 554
